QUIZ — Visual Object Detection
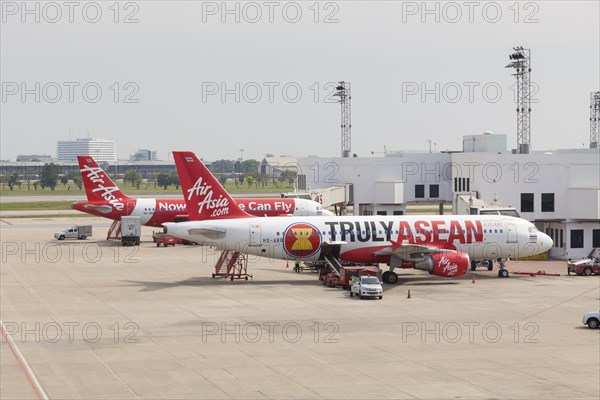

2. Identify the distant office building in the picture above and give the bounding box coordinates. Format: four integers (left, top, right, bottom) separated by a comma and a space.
57, 138, 117, 162
130, 149, 158, 161
463, 132, 507, 153
16, 154, 54, 162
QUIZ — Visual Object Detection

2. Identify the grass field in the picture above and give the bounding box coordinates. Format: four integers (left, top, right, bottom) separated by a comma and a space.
0, 201, 75, 211
1, 213, 94, 219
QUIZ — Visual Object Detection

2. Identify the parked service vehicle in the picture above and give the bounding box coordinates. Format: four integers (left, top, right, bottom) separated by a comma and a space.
582, 311, 600, 329
121, 216, 141, 246
152, 231, 198, 247
324, 266, 382, 289
350, 275, 383, 299
470, 259, 494, 271
152, 232, 180, 247
54, 225, 92, 240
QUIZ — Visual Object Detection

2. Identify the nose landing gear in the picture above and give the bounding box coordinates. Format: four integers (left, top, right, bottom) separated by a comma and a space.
497, 259, 509, 278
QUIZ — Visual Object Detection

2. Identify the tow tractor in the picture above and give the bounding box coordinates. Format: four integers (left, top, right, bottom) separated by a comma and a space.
568, 259, 600, 276
568, 248, 600, 276
152, 232, 181, 247
152, 231, 197, 247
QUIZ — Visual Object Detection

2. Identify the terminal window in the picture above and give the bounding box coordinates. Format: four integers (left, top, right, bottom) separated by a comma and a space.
570, 229, 584, 249
541, 193, 555, 212
593, 229, 600, 248
520, 193, 534, 212
453, 177, 470, 192
415, 185, 425, 198
429, 184, 439, 198
559, 229, 564, 248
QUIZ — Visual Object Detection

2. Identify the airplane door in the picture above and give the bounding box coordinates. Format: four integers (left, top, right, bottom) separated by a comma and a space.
127, 201, 136, 215
506, 222, 518, 243
249, 223, 261, 246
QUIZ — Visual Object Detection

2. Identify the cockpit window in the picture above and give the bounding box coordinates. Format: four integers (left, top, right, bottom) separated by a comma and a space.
499, 210, 521, 217
528, 226, 539, 233
479, 210, 499, 215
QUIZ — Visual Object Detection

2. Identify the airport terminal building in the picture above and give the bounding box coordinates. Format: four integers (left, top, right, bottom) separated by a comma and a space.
296, 134, 600, 260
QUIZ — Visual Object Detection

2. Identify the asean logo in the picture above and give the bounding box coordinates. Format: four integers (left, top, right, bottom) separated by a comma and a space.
283, 223, 321, 258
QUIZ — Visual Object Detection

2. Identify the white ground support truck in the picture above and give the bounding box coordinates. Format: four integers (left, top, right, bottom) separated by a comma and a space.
121, 216, 141, 246
54, 225, 92, 240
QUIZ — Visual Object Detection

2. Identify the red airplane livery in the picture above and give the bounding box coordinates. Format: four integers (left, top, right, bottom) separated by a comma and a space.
164, 151, 554, 282
71, 156, 332, 227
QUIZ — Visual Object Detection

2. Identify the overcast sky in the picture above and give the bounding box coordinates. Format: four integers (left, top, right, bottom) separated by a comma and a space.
1, 1, 598, 161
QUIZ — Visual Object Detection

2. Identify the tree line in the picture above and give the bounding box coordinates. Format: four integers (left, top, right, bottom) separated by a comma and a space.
1, 159, 297, 191
1, 163, 83, 191
209, 159, 297, 188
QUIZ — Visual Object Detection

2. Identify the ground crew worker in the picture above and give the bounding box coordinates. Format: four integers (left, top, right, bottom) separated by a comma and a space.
567, 258, 572, 275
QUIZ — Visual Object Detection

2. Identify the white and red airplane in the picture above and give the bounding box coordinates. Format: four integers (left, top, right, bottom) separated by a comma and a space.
71, 155, 332, 228
164, 151, 553, 282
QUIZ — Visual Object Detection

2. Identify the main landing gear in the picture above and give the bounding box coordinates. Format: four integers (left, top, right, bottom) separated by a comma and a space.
382, 270, 399, 284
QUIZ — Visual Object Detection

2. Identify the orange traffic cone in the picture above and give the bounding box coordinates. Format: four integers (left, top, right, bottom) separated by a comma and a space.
472, 276, 476, 284
286, 261, 289, 268
407, 290, 411, 299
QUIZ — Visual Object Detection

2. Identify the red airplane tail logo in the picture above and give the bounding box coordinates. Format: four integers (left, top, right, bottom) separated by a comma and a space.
173, 151, 252, 220
77, 156, 128, 210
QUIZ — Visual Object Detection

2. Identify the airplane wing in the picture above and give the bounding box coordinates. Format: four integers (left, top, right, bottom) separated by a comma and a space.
322, 240, 348, 246
187, 227, 227, 240
374, 242, 455, 261
83, 204, 113, 214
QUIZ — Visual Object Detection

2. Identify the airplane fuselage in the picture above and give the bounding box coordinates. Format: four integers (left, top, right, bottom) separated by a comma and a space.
72, 197, 332, 227
165, 214, 553, 264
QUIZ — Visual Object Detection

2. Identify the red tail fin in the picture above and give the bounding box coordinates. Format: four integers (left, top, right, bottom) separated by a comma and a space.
173, 151, 252, 220
77, 156, 128, 206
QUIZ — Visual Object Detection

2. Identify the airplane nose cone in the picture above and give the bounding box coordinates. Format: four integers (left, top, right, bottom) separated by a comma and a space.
321, 209, 335, 216
540, 233, 553, 252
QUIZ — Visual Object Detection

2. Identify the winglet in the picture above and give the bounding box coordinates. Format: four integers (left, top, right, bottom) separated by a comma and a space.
173, 151, 252, 220
77, 156, 128, 203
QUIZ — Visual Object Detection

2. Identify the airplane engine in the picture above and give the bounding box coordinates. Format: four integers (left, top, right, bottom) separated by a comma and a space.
413, 252, 470, 277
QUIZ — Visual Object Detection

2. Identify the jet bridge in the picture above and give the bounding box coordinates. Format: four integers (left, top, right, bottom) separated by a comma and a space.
453, 192, 519, 217
283, 185, 349, 212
